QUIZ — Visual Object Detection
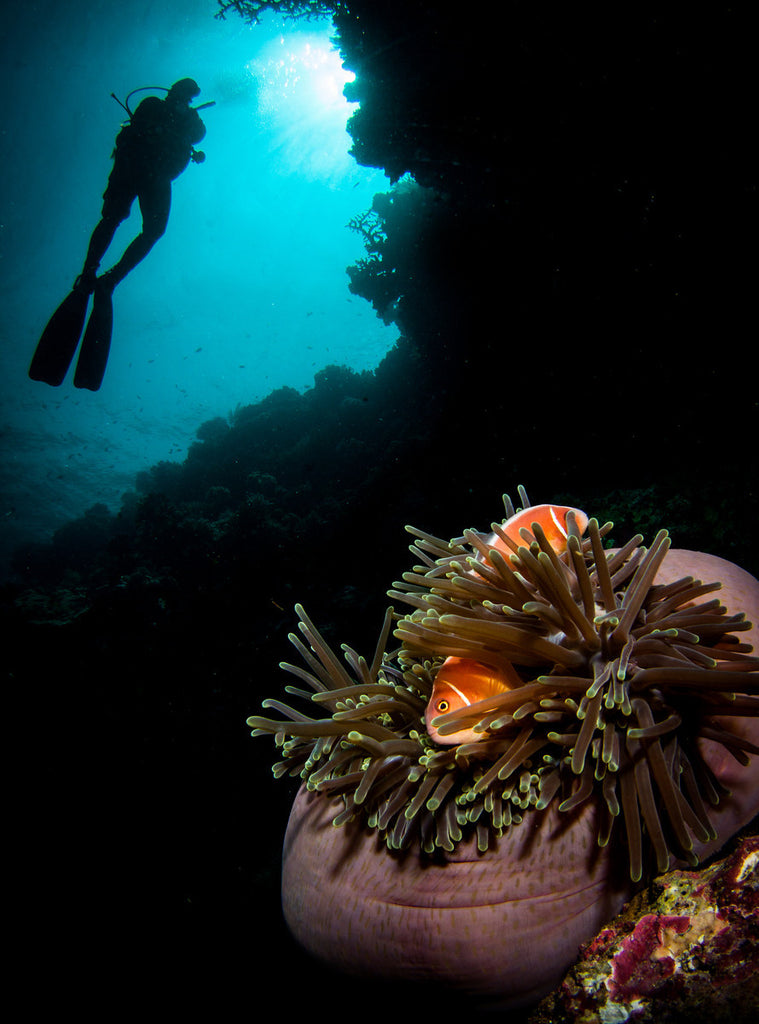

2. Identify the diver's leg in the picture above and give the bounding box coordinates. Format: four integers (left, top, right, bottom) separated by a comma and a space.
77, 170, 134, 293
77, 217, 120, 290
100, 178, 171, 290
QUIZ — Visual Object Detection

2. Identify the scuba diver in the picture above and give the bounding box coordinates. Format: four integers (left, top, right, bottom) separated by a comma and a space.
29, 78, 210, 391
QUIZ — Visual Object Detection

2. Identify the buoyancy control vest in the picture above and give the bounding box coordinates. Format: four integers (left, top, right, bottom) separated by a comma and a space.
112, 95, 206, 180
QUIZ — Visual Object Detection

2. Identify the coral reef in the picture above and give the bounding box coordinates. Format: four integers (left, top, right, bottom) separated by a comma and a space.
215, 1, 338, 26
530, 835, 759, 1024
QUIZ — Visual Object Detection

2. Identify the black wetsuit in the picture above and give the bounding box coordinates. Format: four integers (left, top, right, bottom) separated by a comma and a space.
84, 96, 206, 286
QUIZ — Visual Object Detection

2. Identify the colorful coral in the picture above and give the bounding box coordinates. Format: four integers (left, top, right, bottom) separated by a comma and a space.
531, 836, 759, 1023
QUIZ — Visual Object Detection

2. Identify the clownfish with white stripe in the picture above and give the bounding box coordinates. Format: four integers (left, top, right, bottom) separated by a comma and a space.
424, 656, 523, 744
425, 503, 589, 745
480, 503, 589, 562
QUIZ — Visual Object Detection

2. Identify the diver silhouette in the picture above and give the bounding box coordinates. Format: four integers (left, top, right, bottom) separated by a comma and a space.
81, 78, 207, 294
29, 78, 209, 391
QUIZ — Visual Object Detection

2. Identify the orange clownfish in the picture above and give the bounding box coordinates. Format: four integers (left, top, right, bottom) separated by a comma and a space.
425, 656, 522, 745
481, 503, 589, 562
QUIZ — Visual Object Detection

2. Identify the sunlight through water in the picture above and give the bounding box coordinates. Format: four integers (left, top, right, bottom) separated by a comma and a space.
247, 32, 359, 180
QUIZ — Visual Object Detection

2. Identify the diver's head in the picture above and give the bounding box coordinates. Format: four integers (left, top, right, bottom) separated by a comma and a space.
167, 78, 200, 105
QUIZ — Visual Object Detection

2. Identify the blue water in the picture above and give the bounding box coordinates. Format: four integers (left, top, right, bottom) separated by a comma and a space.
0, 0, 395, 572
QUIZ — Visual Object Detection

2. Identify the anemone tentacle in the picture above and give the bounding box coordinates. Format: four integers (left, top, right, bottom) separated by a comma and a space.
248, 490, 759, 880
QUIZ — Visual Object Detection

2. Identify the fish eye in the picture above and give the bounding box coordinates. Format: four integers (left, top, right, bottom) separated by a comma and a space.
436, 699, 450, 713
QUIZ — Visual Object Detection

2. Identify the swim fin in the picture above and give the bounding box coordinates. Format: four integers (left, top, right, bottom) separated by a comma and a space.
74, 282, 113, 391
28, 286, 90, 386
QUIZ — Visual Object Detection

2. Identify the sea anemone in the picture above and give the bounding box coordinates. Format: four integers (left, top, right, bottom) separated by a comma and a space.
248, 489, 759, 883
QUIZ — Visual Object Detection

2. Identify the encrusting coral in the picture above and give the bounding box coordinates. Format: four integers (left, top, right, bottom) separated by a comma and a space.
530, 835, 759, 1023
247, 488, 759, 883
